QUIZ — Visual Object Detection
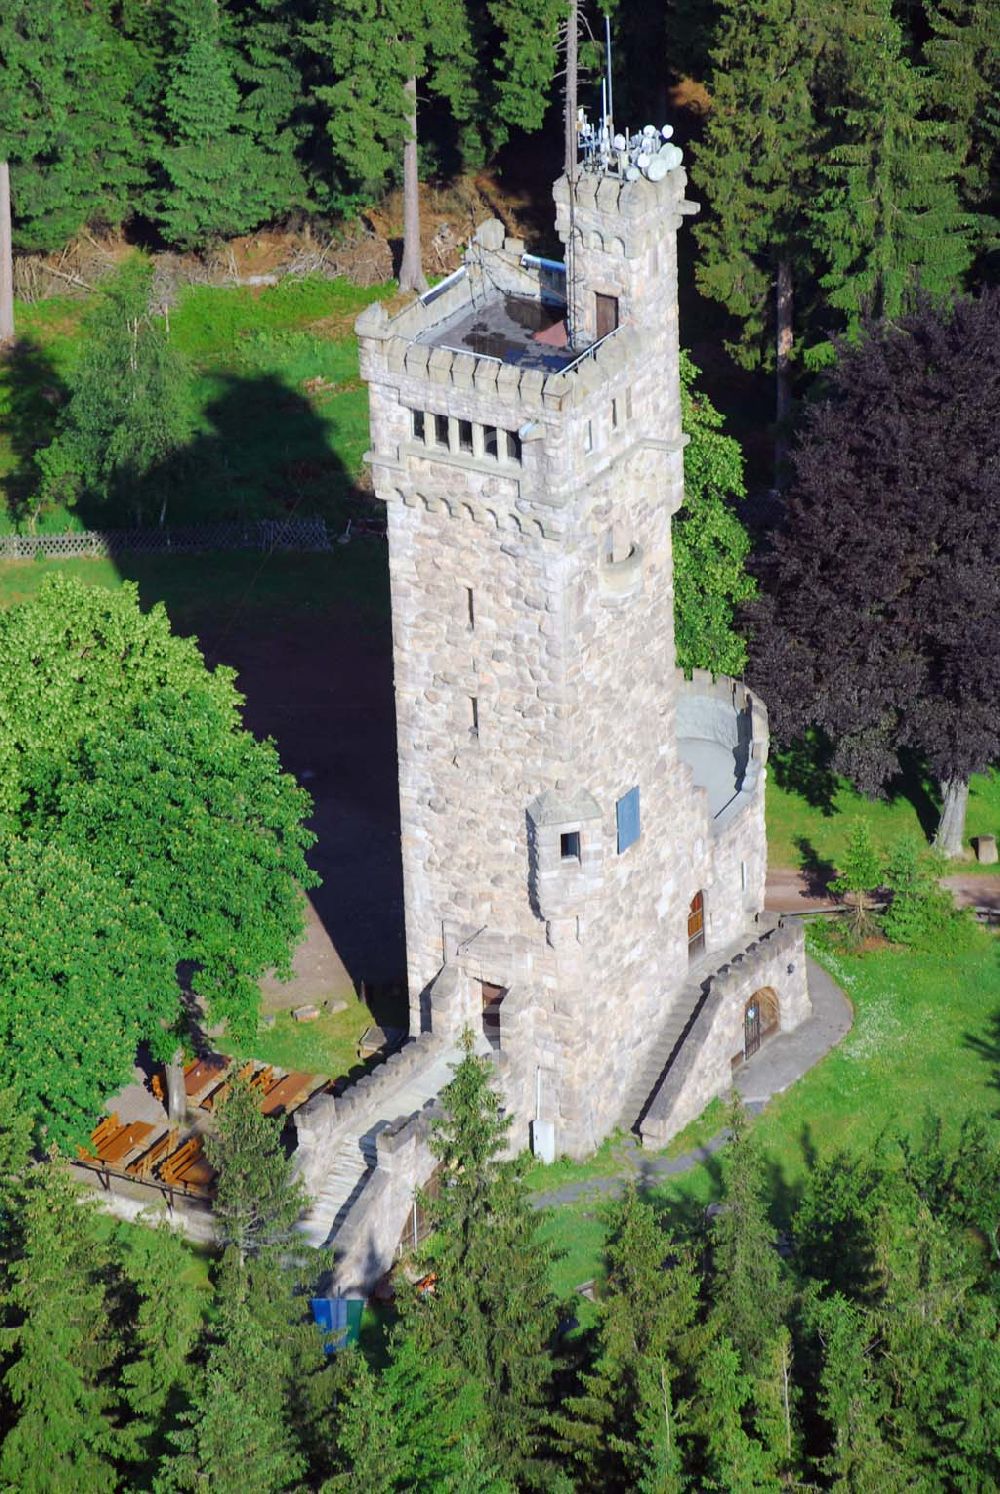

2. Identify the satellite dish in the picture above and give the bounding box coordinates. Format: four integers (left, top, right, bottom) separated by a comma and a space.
642, 124, 657, 137
636, 152, 650, 169
645, 156, 669, 182
625, 164, 640, 181
659, 143, 683, 170
661, 124, 674, 140
612, 133, 627, 150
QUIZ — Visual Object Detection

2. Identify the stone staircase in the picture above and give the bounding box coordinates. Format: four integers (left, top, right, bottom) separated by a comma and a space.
617, 976, 711, 1136
296, 1044, 461, 1250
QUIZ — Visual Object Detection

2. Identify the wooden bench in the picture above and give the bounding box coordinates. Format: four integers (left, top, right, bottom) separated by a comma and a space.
159, 1135, 215, 1192
201, 1059, 254, 1112
260, 1072, 314, 1117
77, 1113, 121, 1162
127, 1129, 173, 1179
100, 1121, 155, 1167
184, 1055, 229, 1100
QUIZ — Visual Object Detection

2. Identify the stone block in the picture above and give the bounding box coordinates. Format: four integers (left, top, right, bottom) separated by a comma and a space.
975, 835, 998, 864
292, 1004, 320, 1022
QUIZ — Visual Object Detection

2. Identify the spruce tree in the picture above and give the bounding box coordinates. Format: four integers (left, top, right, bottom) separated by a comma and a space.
881, 837, 957, 948
691, 0, 824, 472
708, 1096, 790, 1379
399, 1031, 557, 1482
810, 1293, 912, 1490
689, 1335, 781, 1492
204, 1077, 308, 1263
830, 820, 884, 941
673, 351, 754, 676
924, 0, 1000, 211
0, 1158, 121, 1491
809, 0, 975, 338
554, 1187, 700, 1490
313, 0, 476, 292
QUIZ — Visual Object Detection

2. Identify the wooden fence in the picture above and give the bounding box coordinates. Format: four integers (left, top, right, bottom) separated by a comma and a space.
0, 516, 333, 560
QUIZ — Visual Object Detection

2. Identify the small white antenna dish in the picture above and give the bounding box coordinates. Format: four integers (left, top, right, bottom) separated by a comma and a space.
646, 156, 669, 182
661, 124, 674, 140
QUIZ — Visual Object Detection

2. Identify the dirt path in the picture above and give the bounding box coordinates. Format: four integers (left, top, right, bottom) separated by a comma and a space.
766, 866, 1000, 915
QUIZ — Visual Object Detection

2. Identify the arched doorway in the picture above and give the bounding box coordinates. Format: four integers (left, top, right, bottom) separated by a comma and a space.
687, 891, 706, 960
743, 987, 780, 1061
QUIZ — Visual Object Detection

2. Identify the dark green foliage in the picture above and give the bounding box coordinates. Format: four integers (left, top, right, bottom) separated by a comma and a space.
0, 0, 141, 252
398, 1032, 557, 1482
673, 351, 754, 676
485, 0, 568, 144
689, 1335, 781, 1491
205, 1078, 308, 1259
810, 0, 976, 339
881, 836, 962, 948
922, 0, 1000, 211
39, 258, 191, 523
809, 1293, 911, 1489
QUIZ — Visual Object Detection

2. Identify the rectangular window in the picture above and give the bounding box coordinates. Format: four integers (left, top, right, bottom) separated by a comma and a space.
483, 426, 498, 459
466, 586, 475, 629
616, 786, 640, 854
470, 696, 479, 737
506, 429, 522, 463
584, 419, 593, 453
434, 413, 450, 447
611, 398, 619, 429
411, 409, 425, 441
595, 292, 619, 339
458, 418, 473, 453
560, 830, 581, 861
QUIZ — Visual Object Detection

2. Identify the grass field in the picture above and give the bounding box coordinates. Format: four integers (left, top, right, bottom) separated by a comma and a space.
217, 998, 373, 1083
534, 926, 1000, 1300
0, 275, 391, 533
766, 749, 1000, 872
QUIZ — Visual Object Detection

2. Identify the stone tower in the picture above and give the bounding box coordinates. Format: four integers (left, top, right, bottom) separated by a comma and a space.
355, 147, 809, 1160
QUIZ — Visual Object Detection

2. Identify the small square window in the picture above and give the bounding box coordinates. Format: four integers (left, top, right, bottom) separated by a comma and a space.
584, 419, 593, 453
506, 429, 522, 463
458, 419, 473, 453
483, 426, 498, 458
616, 786, 640, 853
434, 413, 450, 447
560, 830, 581, 861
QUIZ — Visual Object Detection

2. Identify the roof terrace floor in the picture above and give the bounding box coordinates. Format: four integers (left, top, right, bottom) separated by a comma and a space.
417, 293, 580, 373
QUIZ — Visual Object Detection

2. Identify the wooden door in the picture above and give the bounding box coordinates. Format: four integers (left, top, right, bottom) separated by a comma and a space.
595, 292, 619, 340
687, 891, 705, 959
744, 997, 761, 1060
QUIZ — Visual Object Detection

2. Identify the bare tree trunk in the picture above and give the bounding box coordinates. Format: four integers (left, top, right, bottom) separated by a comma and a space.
165, 1050, 186, 1126
0, 162, 14, 348
774, 256, 793, 481
399, 76, 427, 295
564, 0, 579, 178
934, 775, 970, 859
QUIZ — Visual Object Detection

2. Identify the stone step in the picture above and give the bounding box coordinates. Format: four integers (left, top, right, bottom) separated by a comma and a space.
616, 980, 709, 1135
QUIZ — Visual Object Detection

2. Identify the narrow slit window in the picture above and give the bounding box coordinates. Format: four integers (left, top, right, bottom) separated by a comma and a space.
458, 418, 473, 453
611, 398, 619, 429
466, 586, 475, 629
483, 426, 498, 459
470, 696, 479, 736
616, 786, 640, 853
411, 409, 425, 442
584, 419, 593, 453
506, 429, 522, 463
560, 830, 581, 861
434, 413, 450, 447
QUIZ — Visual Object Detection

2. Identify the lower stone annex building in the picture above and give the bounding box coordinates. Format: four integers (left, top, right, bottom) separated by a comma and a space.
294, 132, 811, 1287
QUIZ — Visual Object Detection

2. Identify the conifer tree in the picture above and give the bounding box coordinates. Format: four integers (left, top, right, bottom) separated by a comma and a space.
673, 351, 754, 676
809, 0, 975, 337
881, 837, 957, 948
399, 1032, 557, 1481
227, 0, 316, 222
485, 0, 568, 146
554, 1187, 700, 1490
0, 1158, 121, 1491
830, 820, 884, 940
314, 0, 476, 292
923, 0, 1000, 211
709, 1096, 789, 1379
691, 0, 824, 472
205, 1077, 308, 1263
810, 1293, 911, 1490
690, 1334, 781, 1492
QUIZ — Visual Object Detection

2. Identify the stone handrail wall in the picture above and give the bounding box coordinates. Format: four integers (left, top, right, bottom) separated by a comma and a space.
640, 919, 807, 1148
676, 669, 769, 833
292, 1031, 449, 1194
0, 516, 334, 560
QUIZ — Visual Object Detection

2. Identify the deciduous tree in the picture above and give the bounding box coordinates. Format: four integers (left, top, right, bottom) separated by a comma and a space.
748, 292, 1000, 856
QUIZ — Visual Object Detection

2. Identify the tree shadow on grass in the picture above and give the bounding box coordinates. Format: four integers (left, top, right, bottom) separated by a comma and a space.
884, 749, 940, 844
794, 836, 837, 897
964, 1006, 1000, 1116
0, 338, 65, 529
770, 733, 839, 815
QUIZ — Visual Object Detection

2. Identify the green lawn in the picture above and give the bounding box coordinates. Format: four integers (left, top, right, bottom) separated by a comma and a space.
534, 927, 1000, 1301
217, 998, 374, 1084
766, 751, 1000, 871
0, 275, 393, 533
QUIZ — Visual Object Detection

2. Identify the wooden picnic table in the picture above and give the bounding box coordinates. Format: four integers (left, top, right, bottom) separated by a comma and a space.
100, 1120, 156, 1167
184, 1055, 229, 1098
260, 1071, 314, 1116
